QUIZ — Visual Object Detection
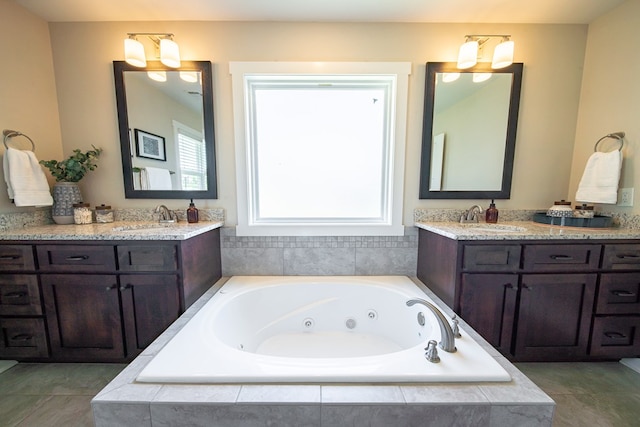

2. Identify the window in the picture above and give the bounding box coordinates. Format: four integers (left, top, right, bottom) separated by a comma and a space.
173, 121, 206, 191
230, 62, 410, 236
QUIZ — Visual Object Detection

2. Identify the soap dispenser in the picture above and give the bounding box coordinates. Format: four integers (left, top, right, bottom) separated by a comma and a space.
485, 200, 499, 224
187, 199, 199, 223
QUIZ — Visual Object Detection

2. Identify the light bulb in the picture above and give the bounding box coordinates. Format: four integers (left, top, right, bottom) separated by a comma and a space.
160, 38, 181, 68
442, 73, 460, 83
473, 73, 492, 83
457, 40, 478, 69
147, 71, 167, 82
124, 37, 146, 67
492, 39, 514, 69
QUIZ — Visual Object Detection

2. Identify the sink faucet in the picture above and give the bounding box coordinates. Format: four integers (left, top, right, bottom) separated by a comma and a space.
460, 204, 483, 223
406, 298, 457, 353
154, 205, 177, 223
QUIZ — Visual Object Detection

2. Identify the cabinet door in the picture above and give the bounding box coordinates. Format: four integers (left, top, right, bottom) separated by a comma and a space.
515, 273, 596, 361
120, 274, 181, 357
460, 274, 518, 355
41, 274, 125, 361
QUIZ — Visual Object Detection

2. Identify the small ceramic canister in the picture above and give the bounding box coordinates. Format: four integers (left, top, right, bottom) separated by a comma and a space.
73, 203, 93, 224
574, 204, 595, 218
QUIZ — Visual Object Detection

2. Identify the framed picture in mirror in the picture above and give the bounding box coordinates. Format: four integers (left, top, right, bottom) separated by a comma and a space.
135, 129, 166, 161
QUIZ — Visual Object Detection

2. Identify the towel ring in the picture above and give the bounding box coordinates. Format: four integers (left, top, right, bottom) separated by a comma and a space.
594, 131, 625, 153
3, 129, 36, 151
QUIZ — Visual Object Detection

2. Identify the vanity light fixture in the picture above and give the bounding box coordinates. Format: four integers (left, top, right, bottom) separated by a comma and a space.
457, 35, 514, 69
124, 33, 181, 68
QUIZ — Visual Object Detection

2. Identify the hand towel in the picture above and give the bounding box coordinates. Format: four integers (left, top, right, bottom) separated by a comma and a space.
3, 147, 53, 207
141, 166, 172, 190
575, 150, 622, 204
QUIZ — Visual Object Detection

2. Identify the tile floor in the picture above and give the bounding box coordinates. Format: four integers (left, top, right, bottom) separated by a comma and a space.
0, 361, 639, 426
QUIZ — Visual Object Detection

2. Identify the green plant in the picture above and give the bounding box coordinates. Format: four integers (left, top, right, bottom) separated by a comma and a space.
40, 146, 103, 182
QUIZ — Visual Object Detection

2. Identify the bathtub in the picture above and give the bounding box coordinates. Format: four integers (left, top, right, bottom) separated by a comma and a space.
136, 276, 511, 383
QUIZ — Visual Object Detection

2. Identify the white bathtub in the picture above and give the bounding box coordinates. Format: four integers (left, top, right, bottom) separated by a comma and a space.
136, 276, 511, 383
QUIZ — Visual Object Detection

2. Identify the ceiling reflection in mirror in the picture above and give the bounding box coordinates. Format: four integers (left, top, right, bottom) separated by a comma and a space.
113, 60, 217, 199
419, 62, 523, 199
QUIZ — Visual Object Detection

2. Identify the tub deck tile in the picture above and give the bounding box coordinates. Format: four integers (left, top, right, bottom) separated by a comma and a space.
238, 384, 321, 403
321, 385, 405, 404
154, 384, 241, 403
401, 383, 489, 404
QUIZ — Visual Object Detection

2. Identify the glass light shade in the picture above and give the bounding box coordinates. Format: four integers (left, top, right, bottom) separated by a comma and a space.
492, 40, 514, 69
147, 71, 167, 82
180, 71, 199, 83
160, 38, 181, 68
124, 38, 146, 67
472, 73, 492, 83
442, 73, 460, 83
457, 40, 478, 69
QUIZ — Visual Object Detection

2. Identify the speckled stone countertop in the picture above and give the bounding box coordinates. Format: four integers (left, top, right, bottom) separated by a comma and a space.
0, 221, 224, 241
415, 220, 640, 241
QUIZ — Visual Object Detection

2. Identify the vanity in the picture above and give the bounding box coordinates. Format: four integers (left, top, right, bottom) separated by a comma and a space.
0, 221, 222, 362
416, 221, 640, 362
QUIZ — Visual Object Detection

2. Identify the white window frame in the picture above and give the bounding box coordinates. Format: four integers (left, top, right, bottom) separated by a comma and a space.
230, 62, 410, 236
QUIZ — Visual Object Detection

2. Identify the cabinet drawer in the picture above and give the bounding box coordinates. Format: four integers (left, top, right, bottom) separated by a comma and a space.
597, 273, 640, 314
0, 245, 35, 271
37, 245, 116, 272
117, 244, 178, 271
0, 318, 49, 359
0, 275, 42, 316
462, 245, 521, 271
602, 244, 640, 270
523, 244, 601, 271
590, 316, 640, 357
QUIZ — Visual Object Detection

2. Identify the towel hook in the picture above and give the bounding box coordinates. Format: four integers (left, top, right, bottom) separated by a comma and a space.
3, 129, 36, 151
594, 131, 625, 153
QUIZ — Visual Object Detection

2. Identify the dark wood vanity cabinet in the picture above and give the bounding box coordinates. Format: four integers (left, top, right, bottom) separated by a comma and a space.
0, 228, 221, 362
418, 228, 640, 362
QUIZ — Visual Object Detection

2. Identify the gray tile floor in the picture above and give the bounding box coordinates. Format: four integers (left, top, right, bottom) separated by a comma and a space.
0, 362, 639, 426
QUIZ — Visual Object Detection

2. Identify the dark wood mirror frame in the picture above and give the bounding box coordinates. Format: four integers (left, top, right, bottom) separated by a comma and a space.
419, 62, 523, 199
113, 60, 217, 199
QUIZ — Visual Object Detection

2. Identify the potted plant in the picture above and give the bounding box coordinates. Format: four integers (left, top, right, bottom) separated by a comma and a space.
40, 146, 103, 224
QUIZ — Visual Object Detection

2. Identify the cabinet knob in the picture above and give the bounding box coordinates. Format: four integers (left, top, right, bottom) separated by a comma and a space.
120, 284, 132, 291
105, 284, 117, 291
522, 284, 532, 291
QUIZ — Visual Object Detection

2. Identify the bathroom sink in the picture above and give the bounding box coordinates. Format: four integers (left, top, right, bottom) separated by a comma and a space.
111, 223, 180, 232
458, 224, 527, 233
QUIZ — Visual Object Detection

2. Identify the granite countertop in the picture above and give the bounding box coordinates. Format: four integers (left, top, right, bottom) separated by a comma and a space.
0, 220, 224, 241
415, 220, 640, 241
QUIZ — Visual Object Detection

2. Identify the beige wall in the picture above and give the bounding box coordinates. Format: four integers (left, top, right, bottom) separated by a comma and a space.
46, 21, 588, 226
2, 1, 597, 225
0, 0, 63, 212
570, 0, 640, 214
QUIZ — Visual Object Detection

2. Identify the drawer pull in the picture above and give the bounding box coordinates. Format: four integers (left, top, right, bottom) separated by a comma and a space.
549, 255, 573, 260
10, 334, 32, 341
616, 254, 640, 260
0, 255, 21, 260
604, 332, 627, 339
65, 255, 90, 261
2, 291, 28, 298
611, 290, 637, 297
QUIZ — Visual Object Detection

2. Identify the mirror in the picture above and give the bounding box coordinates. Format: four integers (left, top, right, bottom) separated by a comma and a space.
419, 62, 523, 199
113, 60, 217, 199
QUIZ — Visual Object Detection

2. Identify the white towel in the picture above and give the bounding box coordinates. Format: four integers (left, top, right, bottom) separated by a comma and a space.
140, 166, 172, 190
575, 150, 622, 204
2, 147, 53, 207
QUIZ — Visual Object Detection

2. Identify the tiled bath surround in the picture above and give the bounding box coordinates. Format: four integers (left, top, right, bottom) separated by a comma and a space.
91, 277, 555, 427
221, 226, 418, 276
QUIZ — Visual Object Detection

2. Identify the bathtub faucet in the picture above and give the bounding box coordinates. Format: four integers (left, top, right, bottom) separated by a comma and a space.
406, 298, 457, 353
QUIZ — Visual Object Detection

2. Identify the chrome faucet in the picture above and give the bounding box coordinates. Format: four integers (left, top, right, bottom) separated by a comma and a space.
154, 205, 177, 223
460, 204, 483, 223
406, 298, 457, 353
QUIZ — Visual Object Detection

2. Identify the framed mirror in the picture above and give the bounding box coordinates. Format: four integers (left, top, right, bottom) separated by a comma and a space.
419, 62, 523, 199
113, 60, 217, 199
